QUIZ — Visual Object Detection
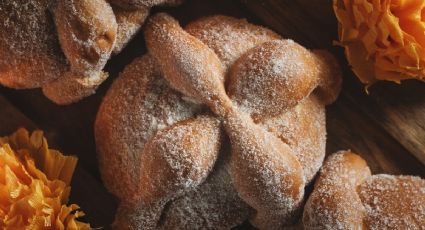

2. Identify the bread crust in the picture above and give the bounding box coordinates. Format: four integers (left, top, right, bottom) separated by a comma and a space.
112, 6, 150, 54
96, 14, 342, 229
109, 0, 184, 9
0, 0, 67, 88
303, 151, 425, 229
0, 0, 181, 104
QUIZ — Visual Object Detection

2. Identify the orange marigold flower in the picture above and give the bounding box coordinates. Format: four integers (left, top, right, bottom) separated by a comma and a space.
333, 0, 425, 84
0, 128, 91, 230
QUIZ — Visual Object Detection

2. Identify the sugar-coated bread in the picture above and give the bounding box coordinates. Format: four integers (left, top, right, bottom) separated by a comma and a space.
109, 0, 183, 9
95, 55, 202, 201
145, 13, 230, 115
260, 96, 327, 183
53, 0, 117, 74
303, 151, 371, 229
42, 70, 108, 105
159, 153, 254, 229
96, 13, 342, 229
227, 40, 320, 117
112, 6, 150, 54
0, 0, 182, 104
0, 0, 67, 89
225, 111, 305, 229
359, 175, 425, 229
185, 15, 281, 70
139, 115, 223, 204
134, 115, 223, 228
303, 150, 425, 229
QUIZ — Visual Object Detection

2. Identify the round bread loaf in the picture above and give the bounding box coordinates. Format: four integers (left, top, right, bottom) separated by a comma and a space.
96, 14, 342, 229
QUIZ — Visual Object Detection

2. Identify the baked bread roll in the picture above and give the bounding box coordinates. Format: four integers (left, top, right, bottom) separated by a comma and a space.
109, 0, 184, 9
0, 0, 67, 89
0, 0, 182, 104
303, 151, 425, 229
95, 13, 342, 229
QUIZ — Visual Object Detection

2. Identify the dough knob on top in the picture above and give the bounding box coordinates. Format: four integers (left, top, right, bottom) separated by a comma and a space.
144, 13, 232, 116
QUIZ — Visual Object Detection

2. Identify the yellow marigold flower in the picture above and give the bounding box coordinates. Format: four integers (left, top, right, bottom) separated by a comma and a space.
0, 128, 91, 230
333, 0, 425, 84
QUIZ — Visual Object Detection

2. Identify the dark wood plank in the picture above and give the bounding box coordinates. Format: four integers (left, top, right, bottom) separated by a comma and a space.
327, 97, 425, 177
342, 78, 425, 165
241, 0, 336, 48
0, 95, 117, 229
0, 96, 36, 134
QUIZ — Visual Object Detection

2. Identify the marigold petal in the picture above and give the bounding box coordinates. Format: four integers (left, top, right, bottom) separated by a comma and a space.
0, 129, 91, 229
334, 0, 425, 83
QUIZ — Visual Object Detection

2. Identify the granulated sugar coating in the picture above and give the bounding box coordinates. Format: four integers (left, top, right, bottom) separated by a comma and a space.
95, 13, 342, 229
0, 0, 183, 104
359, 175, 425, 229
304, 151, 425, 229
227, 40, 320, 118
0, 0, 67, 88
185, 15, 281, 71
112, 6, 150, 54
109, 0, 183, 9
303, 152, 371, 229
95, 55, 202, 201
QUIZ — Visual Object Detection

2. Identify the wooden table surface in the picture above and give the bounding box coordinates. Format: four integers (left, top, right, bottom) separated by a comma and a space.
0, 0, 424, 229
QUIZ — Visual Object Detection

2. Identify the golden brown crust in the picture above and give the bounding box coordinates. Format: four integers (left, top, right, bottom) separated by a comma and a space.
109, 0, 183, 9
304, 151, 425, 229
0, 0, 179, 103
95, 55, 202, 201
312, 50, 343, 105
359, 175, 425, 229
303, 151, 370, 230
145, 13, 230, 116
53, 0, 117, 74
0, 0, 67, 89
112, 5, 150, 54
227, 40, 320, 118
185, 15, 281, 71
96, 13, 342, 229
42, 70, 108, 105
